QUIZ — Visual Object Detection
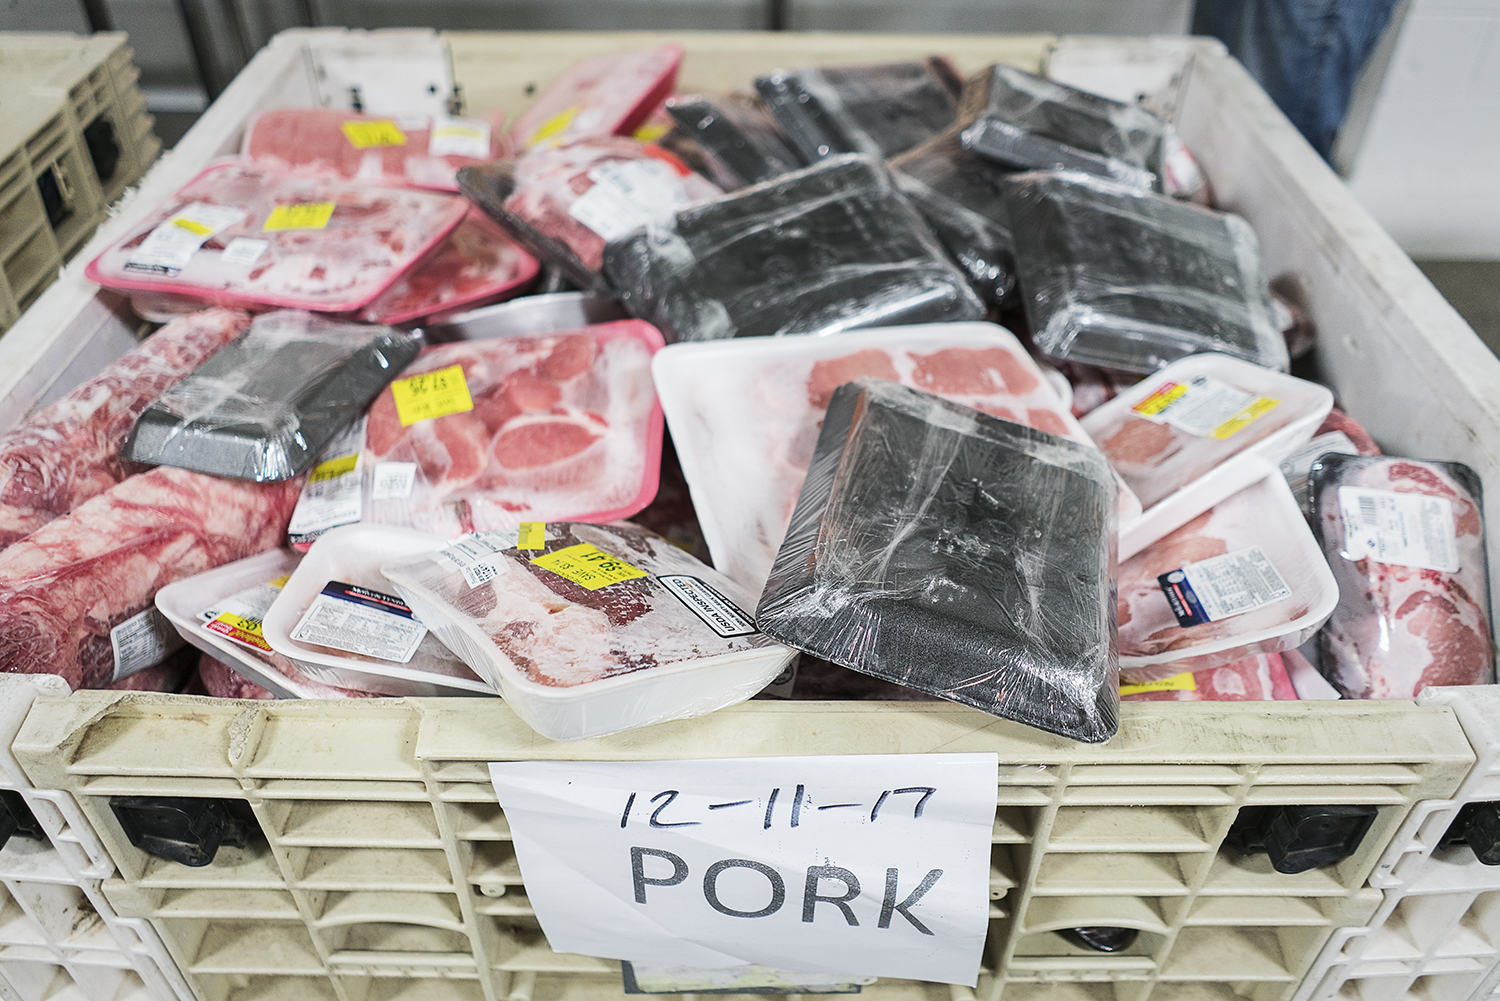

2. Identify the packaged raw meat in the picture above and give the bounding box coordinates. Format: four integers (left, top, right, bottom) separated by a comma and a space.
756, 379, 1119, 743
262, 524, 494, 696
1283, 645, 1340, 700
380, 521, 796, 740
458, 138, 722, 292
1120, 653, 1297, 702
888, 127, 1017, 303
357, 209, 539, 325
242, 107, 511, 192
0, 307, 248, 547
1006, 170, 1286, 374
653, 321, 1141, 592
198, 653, 275, 699
0, 466, 299, 690
85, 161, 468, 312
1317, 407, 1381, 457
421, 290, 628, 344
1309, 454, 1493, 698
109, 651, 193, 693
955, 64, 1162, 189
509, 44, 684, 150
124, 311, 418, 483
1081, 354, 1333, 560
603, 154, 986, 342
755, 58, 962, 162
1117, 473, 1339, 683
1057, 360, 1132, 419
664, 93, 801, 189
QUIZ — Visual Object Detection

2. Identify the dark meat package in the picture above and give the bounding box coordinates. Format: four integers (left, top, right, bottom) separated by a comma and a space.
1007, 171, 1285, 374
1310, 454, 1493, 698
381, 521, 796, 740
755, 58, 962, 162
124, 311, 419, 483
755, 379, 1119, 743
664, 93, 801, 189
956, 64, 1163, 189
0, 307, 248, 548
458, 139, 722, 292
242, 108, 511, 192
509, 44, 684, 150
602, 154, 986, 342
85, 161, 468, 312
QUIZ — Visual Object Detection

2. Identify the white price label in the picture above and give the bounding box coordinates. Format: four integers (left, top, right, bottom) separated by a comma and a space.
110, 607, 185, 680
428, 115, 492, 159
490, 754, 997, 986
437, 529, 520, 588
1339, 487, 1459, 572
287, 419, 366, 545
568, 160, 693, 241
220, 237, 269, 267
371, 461, 417, 500
125, 202, 246, 275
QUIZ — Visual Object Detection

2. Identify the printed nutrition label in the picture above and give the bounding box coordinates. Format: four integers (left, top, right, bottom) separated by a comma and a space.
1158, 545, 1291, 627
291, 581, 427, 663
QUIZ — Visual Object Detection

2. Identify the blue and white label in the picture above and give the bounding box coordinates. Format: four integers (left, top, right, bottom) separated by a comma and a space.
290, 580, 427, 663
1158, 545, 1291, 628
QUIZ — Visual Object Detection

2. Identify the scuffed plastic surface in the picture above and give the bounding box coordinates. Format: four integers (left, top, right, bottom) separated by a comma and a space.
1310, 454, 1493, 698
124, 311, 419, 483
381, 521, 796, 740
755, 379, 1119, 743
509, 44, 684, 149
755, 58, 961, 161
86, 161, 468, 311
1007, 170, 1285, 374
603, 154, 986, 342
1121, 652, 1297, 701
664, 93, 801, 189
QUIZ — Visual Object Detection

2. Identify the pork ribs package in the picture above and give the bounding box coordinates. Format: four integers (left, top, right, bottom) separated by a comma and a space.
1309, 454, 1493, 697
381, 521, 796, 739
664, 93, 802, 189
755, 58, 962, 162
602, 154, 986, 342
124, 311, 418, 483
509, 44, 684, 150
1120, 652, 1297, 702
1006, 171, 1285, 374
755, 379, 1119, 742
458, 138, 722, 292
85, 162, 468, 311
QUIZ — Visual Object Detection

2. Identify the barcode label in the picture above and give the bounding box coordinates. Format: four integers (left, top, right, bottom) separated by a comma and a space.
1338, 486, 1459, 572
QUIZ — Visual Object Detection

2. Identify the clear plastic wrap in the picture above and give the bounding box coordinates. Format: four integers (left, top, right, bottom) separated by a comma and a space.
123, 311, 419, 483
664, 93, 801, 189
0, 307, 248, 547
652, 321, 1139, 593
755, 379, 1119, 743
754, 58, 962, 161
380, 521, 796, 740
1119, 652, 1297, 702
955, 64, 1163, 188
1006, 170, 1286, 374
1117, 473, 1338, 683
85, 161, 468, 312
241, 108, 511, 192
509, 44, 684, 150
1309, 454, 1493, 698
458, 138, 722, 292
602, 154, 986, 342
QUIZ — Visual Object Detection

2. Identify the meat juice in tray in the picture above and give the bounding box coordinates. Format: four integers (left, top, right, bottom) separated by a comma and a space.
85, 161, 468, 312
381, 521, 796, 740
652, 321, 1141, 593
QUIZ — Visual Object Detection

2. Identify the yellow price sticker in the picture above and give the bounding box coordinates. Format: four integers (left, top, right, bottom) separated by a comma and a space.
172, 217, 214, 236
268, 575, 291, 589
341, 119, 407, 149
632, 122, 671, 142
206, 612, 272, 652
1119, 672, 1197, 696
531, 543, 648, 590
1132, 381, 1189, 418
517, 522, 547, 550
1211, 397, 1281, 440
389, 364, 475, 426
529, 105, 579, 146
309, 453, 358, 483
263, 202, 336, 232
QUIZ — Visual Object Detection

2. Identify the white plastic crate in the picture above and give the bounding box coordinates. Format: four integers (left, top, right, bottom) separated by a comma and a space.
1293, 687, 1500, 1001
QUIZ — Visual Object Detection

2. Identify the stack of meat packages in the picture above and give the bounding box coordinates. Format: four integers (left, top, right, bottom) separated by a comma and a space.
5, 42, 1486, 741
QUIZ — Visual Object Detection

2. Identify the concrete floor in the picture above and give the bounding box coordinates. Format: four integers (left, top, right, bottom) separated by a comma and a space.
1416, 260, 1500, 354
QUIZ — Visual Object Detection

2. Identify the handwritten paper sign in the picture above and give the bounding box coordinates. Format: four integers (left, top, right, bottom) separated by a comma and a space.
489, 754, 998, 986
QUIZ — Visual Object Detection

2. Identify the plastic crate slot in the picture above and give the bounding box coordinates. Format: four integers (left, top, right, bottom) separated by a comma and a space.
1058, 786, 1236, 808
110, 797, 263, 867
138, 840, 284, 890
1066, 766, 1243, 787
180, 919, 324, 974
196, 974, 338, 1001
1222, 804, 1378, 874
1013, 926, 1156, 960
1252, 765, 1425, 787
1201, 851, 1349, 896
1034, 853, 1195, 896
0, 888, 48, 947
272, 800, 441, 848
466, 841, 521, 887
296, 848, 455, 892
475, 888, 533, 918
999, 766, 1059, 787
1410, 972, 1487, 1001
81, 115, 120, 185
0, 960, 74, 1001
428, 762, 491, 784
348, 979, 487, 1001
253, 781, 431, 803
0, 185, 46, 257
154, 886, 301, 919
992, 982, 1120, 1000
437, 784, 497, 805
4, 227, 57, 299
324, 921, 472, 955
246, 716, 423, 782
1023, 897, 1168, 935
1242, 786, 1408, 807
1440, 801, 1500, 864
33, 163, 72, 230
1160, 928, 1294, 981
316, 891, 465, 929
993, 807, 1031, 844
488, 928, 614, 973
0, 790, 45, 849
1047, 806, 1213, 853
452, 802, 508, 840
1185, 895, 1331, 927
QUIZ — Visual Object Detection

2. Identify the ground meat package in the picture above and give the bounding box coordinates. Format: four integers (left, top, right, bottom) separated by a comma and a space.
1120, 652, 1298, 702
509, 44, 684, 150
1309, 454, 1493, 698
1082, 353, 1333, 560
755, 379, 1119, 743
603, 154, 986, 342
0, 307, 248, 547
381, 521, 797, 740
242, 108, 511, 192
86, 161, 468, 312
664, 93, 801, 189
1118, 473, 1339, 683
755, 58, 962, 162
653, 321, 1141, 593
1007, 170, 1285, 374
956, 64, 1163, 189
458, 138, 722, 292
124, 311, 419, 483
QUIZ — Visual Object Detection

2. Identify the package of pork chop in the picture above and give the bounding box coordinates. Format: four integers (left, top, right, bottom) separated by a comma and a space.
381, 521, 796, 739
602, 154, 986, 342
664, 92, 802, 190
755, 379, 1120, 743
1309, 454, 1494, 698
509, 44, 684, 150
